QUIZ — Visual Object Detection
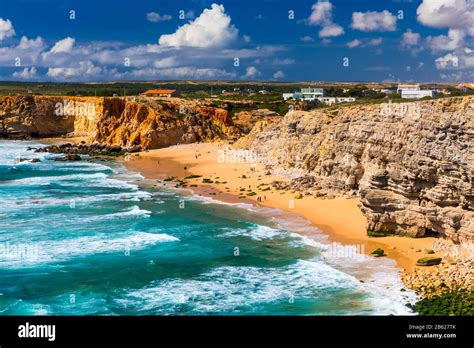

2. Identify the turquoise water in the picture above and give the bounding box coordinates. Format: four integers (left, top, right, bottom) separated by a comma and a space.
0, 140, 417, 315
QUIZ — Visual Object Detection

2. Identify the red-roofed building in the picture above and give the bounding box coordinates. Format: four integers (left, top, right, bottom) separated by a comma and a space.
141, 89, 178, 97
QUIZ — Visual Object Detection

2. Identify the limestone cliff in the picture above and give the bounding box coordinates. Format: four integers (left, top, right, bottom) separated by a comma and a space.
0, 96, 241, 148
235, 97, 474, 242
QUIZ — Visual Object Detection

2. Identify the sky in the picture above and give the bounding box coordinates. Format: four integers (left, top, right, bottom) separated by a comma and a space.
0, 0, 473, 82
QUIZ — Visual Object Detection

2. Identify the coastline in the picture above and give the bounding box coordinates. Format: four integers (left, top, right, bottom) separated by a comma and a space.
122, 142, 439, 273
38, 138, 472, 307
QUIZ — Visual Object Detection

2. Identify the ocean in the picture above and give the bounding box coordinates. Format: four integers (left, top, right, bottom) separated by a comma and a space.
0, 140, 418, 315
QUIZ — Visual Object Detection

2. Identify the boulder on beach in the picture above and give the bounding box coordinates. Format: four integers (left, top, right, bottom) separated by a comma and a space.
371, 248, 386, 257
416, 257, 442, 266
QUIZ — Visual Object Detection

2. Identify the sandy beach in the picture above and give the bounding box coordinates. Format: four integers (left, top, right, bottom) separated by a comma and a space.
123, 142, 440, 273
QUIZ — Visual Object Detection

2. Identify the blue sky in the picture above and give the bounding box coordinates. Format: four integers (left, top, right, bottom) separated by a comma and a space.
0, 0, 473, 82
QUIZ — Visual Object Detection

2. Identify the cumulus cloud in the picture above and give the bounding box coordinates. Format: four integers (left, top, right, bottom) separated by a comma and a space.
146, 12, 172, 22
12, 67, 37, 79
417, 0, 474, 36
273, 70, 285, 79
300, 35, 314, 42
127, 67, 236, 80
47, 61, 101, 79
346, 38, 382, 48
435, 50, 474, 70
368, 38, 383, 46
18, 36, 45, 50
0, 4, 282, 81
351, 10, 397, 32
427, 29, 465, 51
401, 29, 421, 47
245, 66, 261, 78
319, 24, 344, 38
0, 36, 46, 66
435, 53, 459, 69
0, 18, 15, 41
307, 1, 344, 38
50, 37, 75, 54
158, 4, 238, 48
347, 39, 361, 48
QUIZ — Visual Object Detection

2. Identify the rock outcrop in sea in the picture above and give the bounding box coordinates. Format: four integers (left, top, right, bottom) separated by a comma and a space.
235, 97, 474, 243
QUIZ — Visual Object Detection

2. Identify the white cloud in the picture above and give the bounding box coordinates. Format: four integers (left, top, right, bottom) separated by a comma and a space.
435, 50, 474, 70
128, 67, 236, 80
401, 29, 421, 46
351, 10, 397, 32
50, 37, 75, 53
0, 18, 15, 41
158, 4, 238, 48
417, 0, 474, 36
18, 36, 44, 50
243, 35, 251, 43
0, 4, 282, 82
273, 70, 285, 79
245, 66, 261, 78
0, 36, 46, 66
153, 57, 176, 68
12, 67, 37, 79
307, 1, 344, 38
146, 12, 172, 22
47, 61, 101, 79
346, 38, 382, 48
308, 0, 333, 25
427, 29, 465, 51
300, 35, 314, 42
435, 53, 459, 69
319, 23, 344, 38
272, 58, 295, 65
368, 38, 383, 46
347, 39, 361, 48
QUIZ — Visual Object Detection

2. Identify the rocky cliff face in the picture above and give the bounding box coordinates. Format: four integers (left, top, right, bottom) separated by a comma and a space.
236, 97, 474, 243
0, 96, 241, 148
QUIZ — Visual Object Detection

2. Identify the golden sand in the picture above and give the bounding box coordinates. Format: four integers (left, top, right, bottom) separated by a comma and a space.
123, 143, 440, 273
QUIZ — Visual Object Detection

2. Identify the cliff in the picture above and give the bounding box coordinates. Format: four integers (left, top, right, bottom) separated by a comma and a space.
0, 95, 241, 148
235, 97, 474, 243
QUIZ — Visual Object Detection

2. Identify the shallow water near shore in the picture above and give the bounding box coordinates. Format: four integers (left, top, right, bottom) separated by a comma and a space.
0, 140, 418, 315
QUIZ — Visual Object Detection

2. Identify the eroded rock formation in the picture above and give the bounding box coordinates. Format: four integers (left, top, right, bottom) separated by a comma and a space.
0, 96, 241, 148
235, 97, 474, 242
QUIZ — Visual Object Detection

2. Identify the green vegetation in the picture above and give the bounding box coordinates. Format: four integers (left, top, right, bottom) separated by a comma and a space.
184, 175, 202, 179
370, 248, 385, 257
294, 193, 303, 199
416, 257, 442, 266
367, 230, 390, 237
163, 176, 176, 182
415, 290, 474, 316
246, 192, 257, 196
202, 178, 213, 184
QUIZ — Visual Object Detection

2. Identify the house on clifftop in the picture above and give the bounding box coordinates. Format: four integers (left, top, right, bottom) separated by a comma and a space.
140, 89, 179, 97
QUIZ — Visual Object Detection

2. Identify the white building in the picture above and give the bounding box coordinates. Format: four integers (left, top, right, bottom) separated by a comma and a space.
398, 84, 434, 99
301, 87, 324, 100
283, 88, 356, 105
